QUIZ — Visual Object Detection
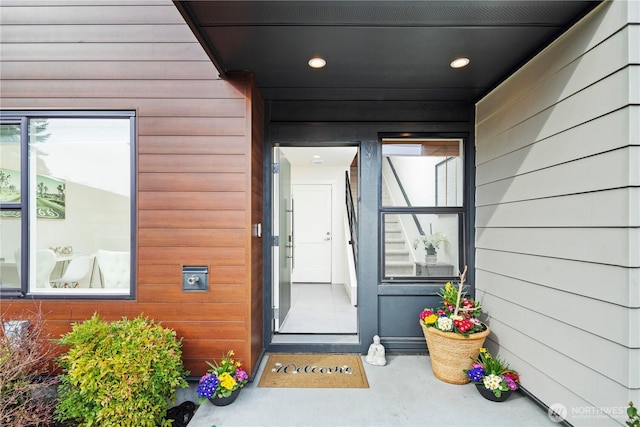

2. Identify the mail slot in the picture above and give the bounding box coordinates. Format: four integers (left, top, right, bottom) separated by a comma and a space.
182, 266, 208, 291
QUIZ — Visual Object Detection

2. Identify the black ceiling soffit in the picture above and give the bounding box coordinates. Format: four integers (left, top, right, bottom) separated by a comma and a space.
174, 1, 601, 103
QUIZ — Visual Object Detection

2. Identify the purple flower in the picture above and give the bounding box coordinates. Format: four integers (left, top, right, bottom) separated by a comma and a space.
503, 375, 517, 390
466, 367, 486, 382
196, 373, 220, 399
235, 368, 248, 382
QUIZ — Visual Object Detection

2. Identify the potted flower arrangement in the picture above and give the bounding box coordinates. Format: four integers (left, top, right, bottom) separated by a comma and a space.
464, 348, 520, 402
196, 350, 249, 406
419, 266, 490, 384
413, 231, 447, 264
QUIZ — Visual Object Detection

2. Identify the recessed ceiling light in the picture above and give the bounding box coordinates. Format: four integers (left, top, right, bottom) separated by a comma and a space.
308, 57, 327, 69
450, 57, 470, 69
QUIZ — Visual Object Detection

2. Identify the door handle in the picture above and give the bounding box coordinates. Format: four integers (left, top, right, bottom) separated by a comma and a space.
290, 200, 295, 268
324, 232, 331, 241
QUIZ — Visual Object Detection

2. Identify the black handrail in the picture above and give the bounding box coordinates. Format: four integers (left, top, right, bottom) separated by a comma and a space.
345, 171, 358, 267
386, 157, 425, 235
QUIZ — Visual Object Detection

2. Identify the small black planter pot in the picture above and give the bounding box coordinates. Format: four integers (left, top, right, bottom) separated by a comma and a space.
209, 388, 241, 406
475, 383, 513, 402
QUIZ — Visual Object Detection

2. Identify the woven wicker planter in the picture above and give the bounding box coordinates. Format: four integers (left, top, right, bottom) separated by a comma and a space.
420, 322, 490, 385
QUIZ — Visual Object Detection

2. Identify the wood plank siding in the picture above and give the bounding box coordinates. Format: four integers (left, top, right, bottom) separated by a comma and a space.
475, 1, 639, 425
0, 1, 264, 377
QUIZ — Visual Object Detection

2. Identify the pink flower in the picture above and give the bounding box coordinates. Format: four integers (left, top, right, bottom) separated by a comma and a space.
503, 375, 517, 390
420, 309, 433, 320
235, 368, 248, 382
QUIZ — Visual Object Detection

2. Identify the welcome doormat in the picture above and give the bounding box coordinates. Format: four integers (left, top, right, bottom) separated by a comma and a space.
257, 353, 369, 388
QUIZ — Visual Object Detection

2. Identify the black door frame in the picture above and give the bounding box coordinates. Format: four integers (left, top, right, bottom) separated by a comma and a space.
262, 103, 475, 355
263, 139, 367, 354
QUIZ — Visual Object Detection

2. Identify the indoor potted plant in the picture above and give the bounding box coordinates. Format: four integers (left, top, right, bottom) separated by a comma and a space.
464, 347, 520, 402
413, 231, 447, 264
196, 350, 249, 406
419, 266, 490, 384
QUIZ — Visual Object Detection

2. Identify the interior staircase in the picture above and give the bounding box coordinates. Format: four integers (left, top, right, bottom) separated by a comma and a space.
348, 168, 414, 277
382, 186, 414, 277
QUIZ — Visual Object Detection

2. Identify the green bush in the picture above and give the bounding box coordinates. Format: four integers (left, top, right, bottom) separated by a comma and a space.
55, 314, 189, 427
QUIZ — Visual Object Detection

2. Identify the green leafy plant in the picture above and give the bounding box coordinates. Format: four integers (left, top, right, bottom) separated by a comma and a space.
1, 304, 58, 427
628, 402, 639, 427
55, 314, 189, 427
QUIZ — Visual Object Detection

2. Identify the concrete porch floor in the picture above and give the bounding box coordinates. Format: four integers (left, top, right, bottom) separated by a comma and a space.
187, 354, 557, 427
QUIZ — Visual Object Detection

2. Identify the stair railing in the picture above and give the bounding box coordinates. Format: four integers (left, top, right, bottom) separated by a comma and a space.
345, 171, 358, 266
386, 157, 424, 236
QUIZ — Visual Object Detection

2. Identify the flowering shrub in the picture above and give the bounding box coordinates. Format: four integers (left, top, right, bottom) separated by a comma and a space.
464, 348, 520, 398
419, 267, 484, 337
197, 350, 249, 402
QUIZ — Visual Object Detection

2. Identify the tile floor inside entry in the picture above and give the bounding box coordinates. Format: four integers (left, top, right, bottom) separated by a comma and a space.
278, 283, 357, 334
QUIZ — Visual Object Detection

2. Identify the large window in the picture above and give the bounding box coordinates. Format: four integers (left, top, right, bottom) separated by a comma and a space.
381, 138, 464, 280
0, 112, 135, 297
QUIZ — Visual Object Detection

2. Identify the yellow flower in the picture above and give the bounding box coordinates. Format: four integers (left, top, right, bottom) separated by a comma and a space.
218, 372, 237, 390
229, 350, 235, 356
445, 282, 453, 292
425, 314, 438, 324
479, 348, 487, 353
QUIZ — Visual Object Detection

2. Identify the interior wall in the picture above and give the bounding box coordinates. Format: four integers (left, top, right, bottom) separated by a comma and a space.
475, 1, 639, 425
290, 164, 350, 285
0, 180, 129, 262
37, 183, 130, 253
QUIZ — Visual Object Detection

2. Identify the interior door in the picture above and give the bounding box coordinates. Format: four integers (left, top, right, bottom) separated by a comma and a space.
291, 184, 332, 283
272, 147, 292, 331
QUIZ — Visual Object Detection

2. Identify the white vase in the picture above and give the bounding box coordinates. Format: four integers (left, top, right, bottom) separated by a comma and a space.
425, 254, 437, 264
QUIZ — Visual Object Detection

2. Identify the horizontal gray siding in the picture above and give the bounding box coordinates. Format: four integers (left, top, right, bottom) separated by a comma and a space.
475, 1, 639, 426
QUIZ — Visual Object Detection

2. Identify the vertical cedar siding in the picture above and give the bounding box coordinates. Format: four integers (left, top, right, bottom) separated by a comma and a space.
248, 76, 265, 372
475, 1, 639, 424
0, 1, 264, 376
